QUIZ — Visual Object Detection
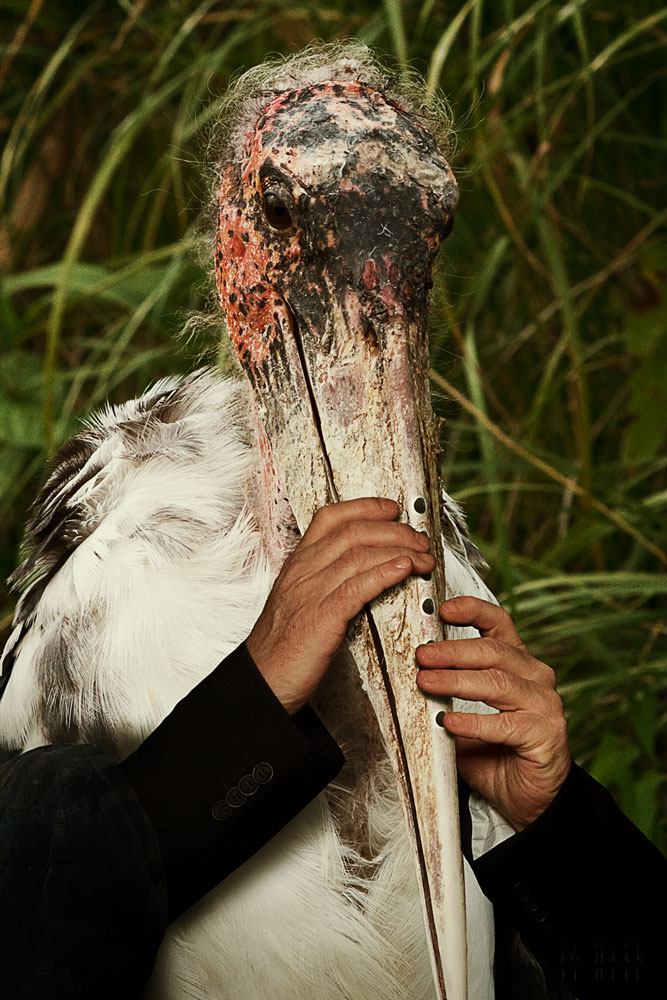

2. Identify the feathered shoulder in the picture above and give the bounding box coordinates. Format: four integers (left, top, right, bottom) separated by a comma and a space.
0, 369, 270, 757
9, 370, 249, 624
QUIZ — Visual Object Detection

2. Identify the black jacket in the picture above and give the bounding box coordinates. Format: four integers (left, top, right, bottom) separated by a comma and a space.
1, 643, 664, 998
466, 764, 665, 998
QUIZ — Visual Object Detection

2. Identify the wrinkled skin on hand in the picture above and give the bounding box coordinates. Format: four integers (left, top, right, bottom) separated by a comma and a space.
249, 499, 570, 831
416, 596, 572, 831
247, 497, 434, 715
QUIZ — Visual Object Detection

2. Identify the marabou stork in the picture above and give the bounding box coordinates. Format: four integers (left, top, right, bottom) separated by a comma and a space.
0, 44, 513, 1000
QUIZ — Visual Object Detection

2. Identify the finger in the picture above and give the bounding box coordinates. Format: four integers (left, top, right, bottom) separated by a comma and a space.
298, 519, 431, 575
319, 546, 434, 592
439, 709, 559, 753
302, 498, 399, 546
415, 636, 552, 685
328, 555, 418, 621
416, 666, 560, 713
438, 596, 525, 649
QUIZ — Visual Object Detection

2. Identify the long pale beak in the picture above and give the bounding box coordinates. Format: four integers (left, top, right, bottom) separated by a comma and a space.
249, 256, 467, 998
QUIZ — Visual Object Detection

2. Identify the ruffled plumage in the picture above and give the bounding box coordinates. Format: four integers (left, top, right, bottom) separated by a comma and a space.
0, 368, 510, 999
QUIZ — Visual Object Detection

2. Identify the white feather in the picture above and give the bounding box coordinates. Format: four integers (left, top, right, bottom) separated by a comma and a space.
1, 369, 511, 999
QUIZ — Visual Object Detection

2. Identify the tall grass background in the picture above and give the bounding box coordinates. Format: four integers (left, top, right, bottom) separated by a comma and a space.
1, 0, 665, 850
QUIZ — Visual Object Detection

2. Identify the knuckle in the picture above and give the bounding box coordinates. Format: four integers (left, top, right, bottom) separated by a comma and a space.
338, 574, 362, 606
441, 668, 460, 692
391, 522, 410, 544
546, 686, 564, 713
498, 711, 514, 735
406, 522, 427, 543
555, 716, 569, 744
465, 713, 481, 738
487, 667, 509, 694
498, 605, 516, 630
552, 710, 568, 736
442, 639, 459, 664
312, 503, 333, 525
336, 521, 363, 547
549, 694, 567, 727
542, 663, 557, 689
451, 640, 471, 666
334, 548, 361, 574
481, 637, 502, 662
499, 710, 521, 737
540, 686, 560, 712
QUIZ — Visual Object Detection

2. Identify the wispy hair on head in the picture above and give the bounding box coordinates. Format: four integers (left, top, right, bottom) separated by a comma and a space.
191, 41, 456, 366
204, 40, 455, 186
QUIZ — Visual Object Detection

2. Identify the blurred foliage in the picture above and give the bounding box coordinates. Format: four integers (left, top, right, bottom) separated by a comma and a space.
0, 0, 665, 850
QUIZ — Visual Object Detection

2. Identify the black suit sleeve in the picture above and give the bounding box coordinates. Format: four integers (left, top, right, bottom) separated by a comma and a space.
120, 642, 344, 920
0, 643, 343, 997
470, 762, 667, 999
0, 743, 167, 1000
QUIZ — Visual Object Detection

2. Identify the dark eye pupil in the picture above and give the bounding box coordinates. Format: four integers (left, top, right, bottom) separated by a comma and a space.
263, 192, 293, 232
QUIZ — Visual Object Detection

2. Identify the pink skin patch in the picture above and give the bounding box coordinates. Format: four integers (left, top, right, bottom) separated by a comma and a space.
215, 78, 457, 386
215, 170, 288, 369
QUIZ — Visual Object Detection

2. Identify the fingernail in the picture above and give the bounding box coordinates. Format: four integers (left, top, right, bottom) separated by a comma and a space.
393, 557, 411, 569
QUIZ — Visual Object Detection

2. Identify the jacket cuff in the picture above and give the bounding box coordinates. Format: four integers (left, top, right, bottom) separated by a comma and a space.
472, 761, 667, 995
121, 643, 344, 919
472, 762, 623, 927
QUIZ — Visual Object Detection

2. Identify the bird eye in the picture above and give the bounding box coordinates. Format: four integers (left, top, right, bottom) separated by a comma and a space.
262, 190, 295, 233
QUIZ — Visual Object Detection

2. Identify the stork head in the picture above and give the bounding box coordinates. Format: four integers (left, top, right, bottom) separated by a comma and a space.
214, 47, 458, 524
216, 75, 457, 378
214, 47, 466, 999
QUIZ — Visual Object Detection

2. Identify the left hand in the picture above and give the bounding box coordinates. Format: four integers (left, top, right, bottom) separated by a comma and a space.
415, 596, 571, 831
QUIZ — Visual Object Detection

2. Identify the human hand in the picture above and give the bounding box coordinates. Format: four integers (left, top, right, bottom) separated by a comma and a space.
415, 596, 571, 831
247, 498, 435, 715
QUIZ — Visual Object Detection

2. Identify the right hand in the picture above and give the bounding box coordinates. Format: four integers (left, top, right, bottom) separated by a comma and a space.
246, 497, 434, 714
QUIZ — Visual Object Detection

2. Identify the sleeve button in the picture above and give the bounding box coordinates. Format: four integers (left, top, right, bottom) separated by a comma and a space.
226, 785, 246, 808
239, 773, 258, 796
212, 799, 232, 821
253, 762, 274, 784
510, 881, 532, 903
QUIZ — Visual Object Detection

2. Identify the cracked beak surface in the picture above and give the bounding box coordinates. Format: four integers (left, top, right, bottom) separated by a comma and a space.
217, 81, 465, 999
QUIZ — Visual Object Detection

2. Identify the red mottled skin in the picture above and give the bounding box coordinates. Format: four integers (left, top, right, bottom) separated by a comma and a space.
216, 170, 289, 369
214, 79, 455, 380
